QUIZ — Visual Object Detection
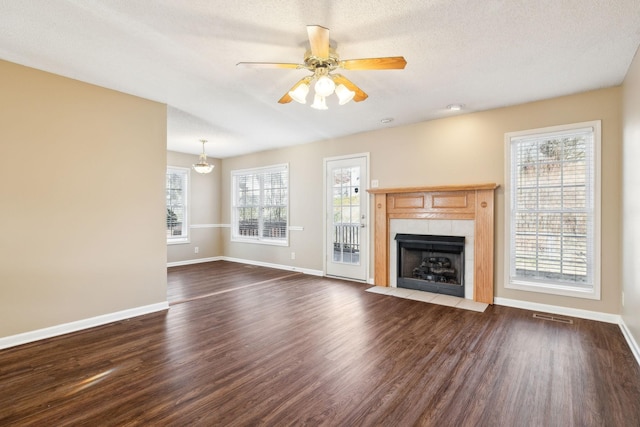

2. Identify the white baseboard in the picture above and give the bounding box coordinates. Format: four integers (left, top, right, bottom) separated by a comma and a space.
221, 256, 324, 277
494, 297, 621, 324
0, 302, 169, 351
619, 318, 640, 367
167, 256, 222, 267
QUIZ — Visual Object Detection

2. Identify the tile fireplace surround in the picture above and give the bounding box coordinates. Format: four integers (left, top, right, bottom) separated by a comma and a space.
368, 184, 498, 304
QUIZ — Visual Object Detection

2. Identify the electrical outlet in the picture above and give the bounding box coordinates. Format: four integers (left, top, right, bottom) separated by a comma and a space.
291, 252, 296, 260
622, 291, 625, 307
371, 179, 379, 188
194, 246, 199, 254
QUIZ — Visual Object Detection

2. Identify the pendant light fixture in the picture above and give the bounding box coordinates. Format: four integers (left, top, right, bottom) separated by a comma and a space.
192, 139, 214, 174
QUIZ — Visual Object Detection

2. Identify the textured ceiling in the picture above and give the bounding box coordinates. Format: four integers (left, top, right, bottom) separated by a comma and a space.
1, 0, 639, 158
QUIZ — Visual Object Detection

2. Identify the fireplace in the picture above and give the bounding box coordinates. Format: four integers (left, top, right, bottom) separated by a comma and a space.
368, 184, 497, 303
395, 234, 465, 297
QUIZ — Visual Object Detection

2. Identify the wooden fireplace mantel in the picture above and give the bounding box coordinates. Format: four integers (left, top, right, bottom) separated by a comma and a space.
367, 183, 499, 304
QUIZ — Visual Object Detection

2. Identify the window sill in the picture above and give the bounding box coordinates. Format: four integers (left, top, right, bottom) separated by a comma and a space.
231, 237, 289, 247
167, 238, 190, 245
506, 279, 600, 300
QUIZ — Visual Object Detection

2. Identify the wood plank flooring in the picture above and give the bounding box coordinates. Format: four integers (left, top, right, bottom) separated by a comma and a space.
2, 260, 640, 426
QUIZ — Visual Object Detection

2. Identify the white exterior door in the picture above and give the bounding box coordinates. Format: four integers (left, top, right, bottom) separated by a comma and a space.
325, 155, 368, 282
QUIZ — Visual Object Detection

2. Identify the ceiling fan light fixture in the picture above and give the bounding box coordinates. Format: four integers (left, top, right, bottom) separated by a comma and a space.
314, 75, 335, 97
192, 139, 214, 174
310, 94, 328, 110
289, 83, 310, 104
237, 25, 407, 108
335, 84, 355, 105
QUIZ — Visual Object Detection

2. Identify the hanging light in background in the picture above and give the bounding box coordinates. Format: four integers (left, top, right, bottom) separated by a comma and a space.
192, 139, 214, 174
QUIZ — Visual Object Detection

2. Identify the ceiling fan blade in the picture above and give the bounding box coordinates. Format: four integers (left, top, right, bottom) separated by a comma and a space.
332, 74, 368, 102
278, 94, 293, 104
278, 77, 312, 104
340, 56, 407, 70
307, 25, 330, 59
236, 62, 302, 69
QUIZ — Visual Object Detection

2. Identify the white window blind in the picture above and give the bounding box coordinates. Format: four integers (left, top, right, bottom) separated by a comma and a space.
166, 167, 189, 243
232, 164, 288, 245
506, 121, 600, 299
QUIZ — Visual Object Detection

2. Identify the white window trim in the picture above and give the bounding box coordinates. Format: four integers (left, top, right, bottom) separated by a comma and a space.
231, 163, 289, 247
167, 166, 190, 245
504, 120, 601, 300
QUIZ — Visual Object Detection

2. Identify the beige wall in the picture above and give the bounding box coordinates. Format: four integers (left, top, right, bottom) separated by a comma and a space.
167, 151, 222, 263
0, 60, 167, 337
221, 87, 622, 314
0, 56, 627, 341
622, 48, 640, 344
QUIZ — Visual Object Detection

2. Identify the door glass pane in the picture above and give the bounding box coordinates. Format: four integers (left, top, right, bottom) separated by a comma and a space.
332, 166, 360, 265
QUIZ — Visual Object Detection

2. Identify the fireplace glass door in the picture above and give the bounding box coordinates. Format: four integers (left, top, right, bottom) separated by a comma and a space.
396, 234, 465, 297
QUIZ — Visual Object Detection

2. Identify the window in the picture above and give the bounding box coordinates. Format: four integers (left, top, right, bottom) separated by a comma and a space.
166, 167, 189, 244
505, 121, 601, 299
232, 164, 288, 245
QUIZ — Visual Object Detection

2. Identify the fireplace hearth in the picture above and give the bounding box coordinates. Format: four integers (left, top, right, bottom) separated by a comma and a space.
395, 233, 465, 297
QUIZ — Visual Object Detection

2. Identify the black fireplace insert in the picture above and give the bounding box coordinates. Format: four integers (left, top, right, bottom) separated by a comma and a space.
395, 233, 465, 297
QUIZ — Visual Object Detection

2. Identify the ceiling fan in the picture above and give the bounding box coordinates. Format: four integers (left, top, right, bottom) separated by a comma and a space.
237, 25, 407, 109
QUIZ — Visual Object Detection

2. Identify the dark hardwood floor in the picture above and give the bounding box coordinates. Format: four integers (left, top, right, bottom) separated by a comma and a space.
2, 260, 640, 426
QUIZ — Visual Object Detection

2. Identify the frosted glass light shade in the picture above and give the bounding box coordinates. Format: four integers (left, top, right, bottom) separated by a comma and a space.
193, 153, 214, 174
335, 84, 355, 105
310, 94, 328, 110
289, 83, 309, 104
193, 162, 214, 174
314, 76, 335, 97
